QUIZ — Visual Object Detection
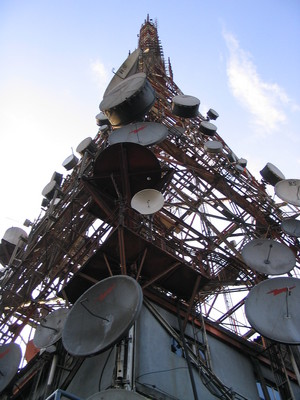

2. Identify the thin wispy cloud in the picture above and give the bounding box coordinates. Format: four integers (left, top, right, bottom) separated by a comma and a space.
223, 31, 298, 133
90, 60, 110, 94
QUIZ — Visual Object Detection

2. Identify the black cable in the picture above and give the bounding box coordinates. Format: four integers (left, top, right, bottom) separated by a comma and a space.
98, 346, 115, 392
177, 303, 199, 400
136, 366, 188, 380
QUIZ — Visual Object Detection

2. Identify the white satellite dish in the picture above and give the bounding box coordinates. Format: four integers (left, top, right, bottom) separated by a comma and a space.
33, 308, 69, 349
108, 122, 168, 147
87, 389, 146, 399
171, 95, 200, 118
260, 162, 285, 186
131, 189, 164, 215
241, 238, 295, 275
245, 277, 300, 344
0, 343, 22, 393
281, 218, 300, 237
275, 179, 300, 206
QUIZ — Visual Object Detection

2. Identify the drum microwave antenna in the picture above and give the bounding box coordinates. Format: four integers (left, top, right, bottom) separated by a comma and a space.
171, 95, 200, 118
260, 162, 285, 186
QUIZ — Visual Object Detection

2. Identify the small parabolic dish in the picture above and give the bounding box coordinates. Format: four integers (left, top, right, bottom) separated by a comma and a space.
87, 389, 146, 399
241, 239, 295, 275
108, 122, 168, 147
245, 277, 300, 344
281, 218, 300, 237
62, 275, 143, 357
260, 162, 285, 186
33, 308, 69, 349
131, 189, 164, 215
199, 121, 217, 136
171, 95, 200, 118
275, 179, 300, 206
204, 140, 223, 154
100, 72, 155, 127
0, 343, 22, 393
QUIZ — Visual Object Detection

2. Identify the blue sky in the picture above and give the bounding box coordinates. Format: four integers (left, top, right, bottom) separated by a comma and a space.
1, 0, 300, 239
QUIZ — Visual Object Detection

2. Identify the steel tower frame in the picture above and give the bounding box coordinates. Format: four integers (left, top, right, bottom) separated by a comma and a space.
0, 17, 299, 395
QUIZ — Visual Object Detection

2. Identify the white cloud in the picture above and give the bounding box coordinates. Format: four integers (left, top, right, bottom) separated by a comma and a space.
90, 60, 110, 95
223, 31, 298, 133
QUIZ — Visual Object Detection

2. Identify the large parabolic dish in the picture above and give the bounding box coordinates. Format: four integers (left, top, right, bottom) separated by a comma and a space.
0, 343, 22, 393
100, 72, 155, 126
33, 308, 69, 349
281, 218, 300, 237
275, 179, 300, 206
62, 276, 143, 357
245, 277, 300, 344
241, 239, 295, 275
92, 142, 162, 199
108, 122, 168, 147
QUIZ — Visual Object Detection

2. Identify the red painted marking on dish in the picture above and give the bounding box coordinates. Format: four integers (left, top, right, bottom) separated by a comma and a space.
129, 126, 146, 134
96, 284, 116, 302
0, 348, 10, 359
267, 285, 296, 296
